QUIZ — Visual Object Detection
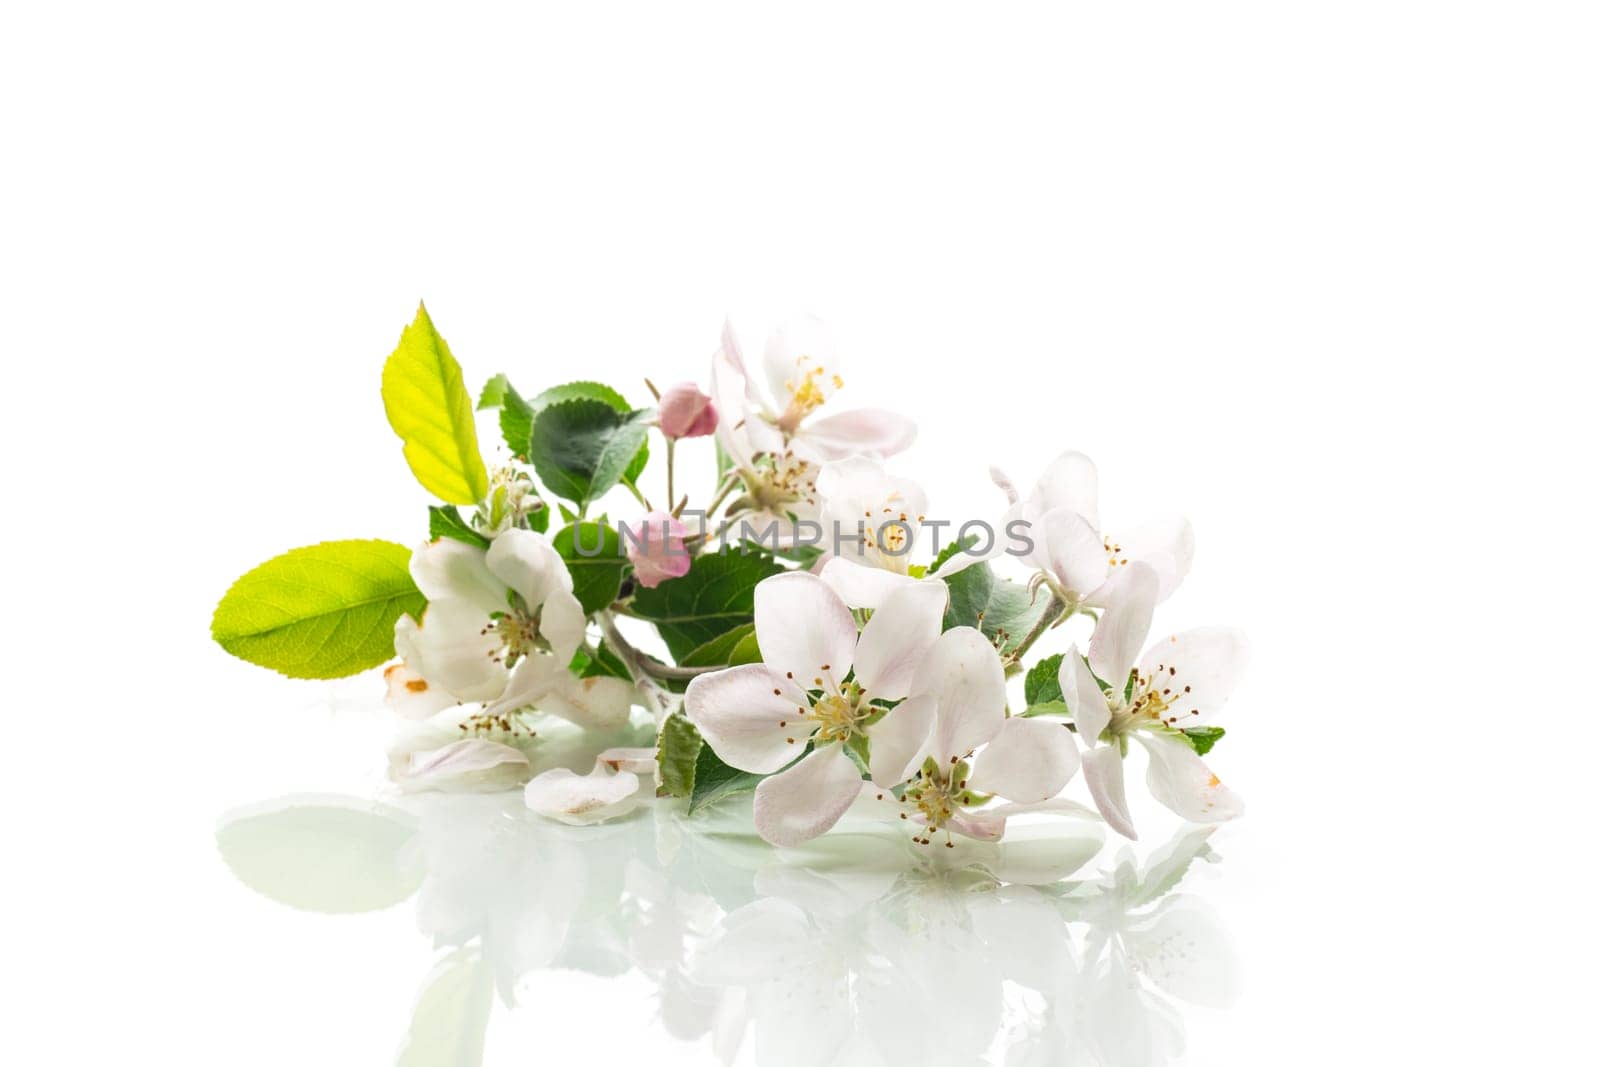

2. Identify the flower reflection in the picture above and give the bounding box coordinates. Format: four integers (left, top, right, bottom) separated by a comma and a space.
218, 757, 1236, 1067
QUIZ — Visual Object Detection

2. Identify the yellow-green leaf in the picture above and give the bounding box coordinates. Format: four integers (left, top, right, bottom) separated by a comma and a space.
381, 304, 489, 504
211, 540, 425, 679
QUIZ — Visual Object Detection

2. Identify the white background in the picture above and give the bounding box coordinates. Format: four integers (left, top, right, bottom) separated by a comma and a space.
3, 2, 1596, 1064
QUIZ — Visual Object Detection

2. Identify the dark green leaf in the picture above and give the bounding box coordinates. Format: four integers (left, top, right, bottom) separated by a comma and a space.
942, 560, 1052, 654
529, 398, 649, 506
629, 549, 786, 660
689, 744, 769, 814
552, 522, 629, 614
656, 714, 703, 798
427, 505, 490, 549
531, 381, 650, 485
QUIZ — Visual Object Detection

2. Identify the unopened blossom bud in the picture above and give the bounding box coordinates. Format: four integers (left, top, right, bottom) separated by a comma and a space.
657, 382, 717, 439
626, 511, 690, 588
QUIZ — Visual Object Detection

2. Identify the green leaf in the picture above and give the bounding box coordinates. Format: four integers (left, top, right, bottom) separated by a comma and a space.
570, 641, 632, 682
656, 714, 703, 798
380, 304, 489, 505
1180, 726, 1226, 756
689, 744, 768, 814
427, 505, 490, 549
927, 534, 979, 575
942, 560, 1052, 654
502, 399, 535, 462
211, 540, 425, 680
551, 522, 629, 614
531, 381, 650, 485
678, 623, 763, 668
1024, 653, 1065, 705
629, 549, 786, 660
529, 398, 650, 506
1020, 700, 1073, 719
476, 373, 511, 410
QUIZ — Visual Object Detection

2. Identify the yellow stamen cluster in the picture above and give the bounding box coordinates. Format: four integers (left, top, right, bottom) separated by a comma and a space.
482, 607, 549, 667
777, 678, 865, 746
776, 355, 842, 432
1127, 661, 1200, 728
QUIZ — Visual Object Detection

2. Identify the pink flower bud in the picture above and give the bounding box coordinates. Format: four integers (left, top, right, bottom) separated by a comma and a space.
657, 381, 717, 439
626, 512, 691, 589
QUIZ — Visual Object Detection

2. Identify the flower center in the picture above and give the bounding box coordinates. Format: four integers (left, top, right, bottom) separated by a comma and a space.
486, 607, 550, 667
1103, 533, 1130, 569
900, 757, 979, 844
1127, 661, 1200, 728
747, 449, 817, 512
775, 355, 842, 433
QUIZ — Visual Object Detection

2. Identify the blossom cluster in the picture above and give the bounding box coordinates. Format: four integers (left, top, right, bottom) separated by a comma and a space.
211, 305, 1248, 849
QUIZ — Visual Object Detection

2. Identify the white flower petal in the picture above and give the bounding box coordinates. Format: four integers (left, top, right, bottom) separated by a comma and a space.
711, 344, 760, 472
538, 588, 587, 664
853, 580, 947, 700
1115, 517, 1195, 602
383, 662, 456, 720
485, 529, 572, 610
524, 763, 644, 825
395, 738, 531, 794
684, 664, 815, 774
1136, 627, 1250, 725
1030, 450, 1100, 529
909, 626, 1006, 763
410, 539, 505, 617
1088, 561, 1159, 689
1036, 507, 1111, 599
1138, 733, 1245, 823
799, 409, 918, 461
968, 717, 1081, 803
1059, 646, 1112, 747
961, 797, 1102, 843
989, 465, 1021, 506
817, 557, 919, 610
596, 747, 658, 776
479, 650, 565, 717
394, 599, 506, 704
1082, 744, 1138, 839
752, 572, 857, 691
752, 744, 863, 848
761, 313, 841, 418
538, 673, 636, 731
867, 693, 937, 787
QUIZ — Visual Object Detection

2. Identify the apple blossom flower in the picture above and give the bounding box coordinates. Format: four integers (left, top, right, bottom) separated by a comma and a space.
392, 530, 588, 708
382, 530, 636, 793
624, 511, 690, 589
715, 315, 917, 463
684, 572, 948, 847
867, 627, 1084, 845
656, 381, 718, 439
709, 317, 916, 542
1058, 562, 1248, 839
813, 456, 984, 609
990, 450, 1194, 610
